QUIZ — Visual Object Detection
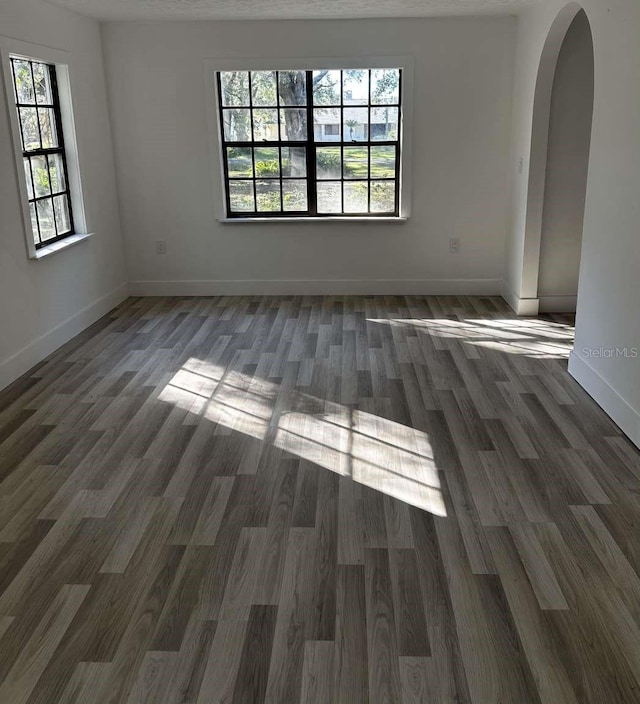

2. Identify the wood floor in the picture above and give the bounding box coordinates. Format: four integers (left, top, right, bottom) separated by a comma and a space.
0, 295, 639, 704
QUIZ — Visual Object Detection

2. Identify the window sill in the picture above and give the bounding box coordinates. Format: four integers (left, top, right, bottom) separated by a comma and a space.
30, 232, 93, 260
219, 217, 408, 224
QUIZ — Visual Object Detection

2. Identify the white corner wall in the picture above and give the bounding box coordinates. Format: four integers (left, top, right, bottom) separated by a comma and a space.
505, 0, 640, 448
101, 17, 516, 296
0, 0, 128, 391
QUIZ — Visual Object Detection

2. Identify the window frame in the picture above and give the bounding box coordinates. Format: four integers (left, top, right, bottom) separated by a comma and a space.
217, 69, 402, 218
0, 38, 90, 259
204, 56, 414, 223
10, 57, 75, 248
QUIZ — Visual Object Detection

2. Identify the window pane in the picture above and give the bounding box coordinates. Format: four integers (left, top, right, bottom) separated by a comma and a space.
37, 198, 56, 240
371, 107, 398, 141
252, 109, 279, 141
33, 62, 53, 105
370, 145, 396, 178
254, 147, 280, 178
29, 203, 39, 242
229, 180, 255, 212
278, 71, 306, 105
317, 182, 341, 214
251, 71, 277, 106
371, 181, 396, 212
312, 70, 340, 106
371, 69, 400, 105
256, 180, 281, 212
23, 158, 34, 199
343, 70, 369, 106
220, 72, 249, 106
53, 194, 71, 233
316, 147, 341, 180
344, 182, 368, 213
279, 109, 307, 141
281, 147, 306, 177
12, 60, 35, 104
343, 146, 368, 179
227, 147, 253, 178
313, 108, 341, 142
48, 153, 67, 193
343, 107, 368, 142
282, 180, 307, 211
38, 108, 58, 149
31, 155, 50, 198
20, 107, 40, 151
223, 109, 251, 141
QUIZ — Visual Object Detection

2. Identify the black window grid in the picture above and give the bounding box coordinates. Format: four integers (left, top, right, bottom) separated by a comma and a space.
10, 58, 75, 248
217, 69, 402, 217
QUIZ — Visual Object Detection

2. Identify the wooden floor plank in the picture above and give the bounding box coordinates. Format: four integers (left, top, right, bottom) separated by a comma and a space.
335, 564, 369, 704
231, 604, 277, 704
300, 641, 335, 704
365, 547, 402, 704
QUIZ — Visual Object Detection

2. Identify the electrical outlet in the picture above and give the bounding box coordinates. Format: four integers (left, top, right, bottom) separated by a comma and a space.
156, 240, 167, 255
449, 238, 461, 254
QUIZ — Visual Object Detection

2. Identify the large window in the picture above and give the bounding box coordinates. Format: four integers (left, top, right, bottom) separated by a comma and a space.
216, 68, 402, 218
9, 56, 74, 248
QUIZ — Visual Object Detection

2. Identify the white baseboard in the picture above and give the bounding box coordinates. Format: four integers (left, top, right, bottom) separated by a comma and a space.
538, 294, 577, 313
128, 278, 503, 297
0, 282, 129, 393
501, 285, 540, 316
569, 351, 640, 449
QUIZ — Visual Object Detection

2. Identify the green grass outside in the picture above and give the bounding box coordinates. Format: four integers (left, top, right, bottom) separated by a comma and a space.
227, 145, 396, 180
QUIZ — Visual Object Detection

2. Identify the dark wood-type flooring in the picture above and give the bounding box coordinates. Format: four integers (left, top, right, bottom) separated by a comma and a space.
1, 295, 639, 703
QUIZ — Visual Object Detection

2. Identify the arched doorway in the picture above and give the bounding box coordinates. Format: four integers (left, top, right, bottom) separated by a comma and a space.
520, 3, 595, 314
538, 11, 594, 312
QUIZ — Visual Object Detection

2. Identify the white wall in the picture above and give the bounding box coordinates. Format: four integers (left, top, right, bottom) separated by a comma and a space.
101, 17, 516, 296
538, 10, 593, 312
0, 0, 128, 391
505, 0, 640, 447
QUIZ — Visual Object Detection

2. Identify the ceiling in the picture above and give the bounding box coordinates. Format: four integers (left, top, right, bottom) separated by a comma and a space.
43, 0, 535, 22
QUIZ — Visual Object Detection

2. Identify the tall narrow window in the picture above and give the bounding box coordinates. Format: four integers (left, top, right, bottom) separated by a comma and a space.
217, 68, 402, 218
10, 57, 74, 247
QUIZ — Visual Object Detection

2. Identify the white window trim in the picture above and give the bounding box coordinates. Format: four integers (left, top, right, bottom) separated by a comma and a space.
203, 55, 415, 223
0, 36, 92, 259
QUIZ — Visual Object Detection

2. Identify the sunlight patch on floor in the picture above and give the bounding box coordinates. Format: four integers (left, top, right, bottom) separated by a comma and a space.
158, 359, 446, 517
276, 407, 445, 515
367, 317, 574, 358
